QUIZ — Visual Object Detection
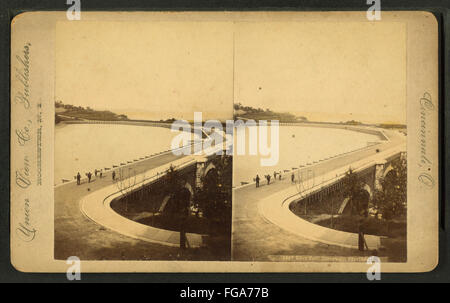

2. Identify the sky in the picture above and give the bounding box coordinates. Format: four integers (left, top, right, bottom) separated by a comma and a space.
56, 20, 406, 124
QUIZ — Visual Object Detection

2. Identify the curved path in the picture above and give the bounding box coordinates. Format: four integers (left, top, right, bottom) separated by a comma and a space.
55, 129, 230, 261
80, 156, 205, 248
257, 146, 405, 251
232, 127, 406, 261
54, 150, 204, 260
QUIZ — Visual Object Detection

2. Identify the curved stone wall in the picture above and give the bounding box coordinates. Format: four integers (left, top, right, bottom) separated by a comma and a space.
80, 157, 206, 248
258, 185, 382, 250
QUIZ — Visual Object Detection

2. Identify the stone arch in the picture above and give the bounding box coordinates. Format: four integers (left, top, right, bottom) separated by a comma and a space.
338, 197, 350, 214
383, 164, 394, 178
203, 163, 219, 190
204, 162, 216, 178
363, 183, 373, 199
356, 188, 371, 216
161, 186, 193, 215
339, 184, 372, 216
184, 181, 194, 196
382, 168, 398, 196
159, 195, 171, 212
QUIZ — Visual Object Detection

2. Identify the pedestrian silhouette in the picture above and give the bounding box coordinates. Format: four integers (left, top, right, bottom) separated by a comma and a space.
76, 172, 81, 185
255, 175, 260, 188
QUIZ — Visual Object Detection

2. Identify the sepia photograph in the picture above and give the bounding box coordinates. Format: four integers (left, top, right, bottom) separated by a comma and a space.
9, 11, 438, 273
231, 21, 407, 262
53, 21, 234, 261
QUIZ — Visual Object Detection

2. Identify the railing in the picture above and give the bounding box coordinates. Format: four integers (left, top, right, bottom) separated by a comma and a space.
285, 148, 405, 207
103, 157, 197, 207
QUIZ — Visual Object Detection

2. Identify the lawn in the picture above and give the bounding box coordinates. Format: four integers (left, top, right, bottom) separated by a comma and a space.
316, 215, 406, 238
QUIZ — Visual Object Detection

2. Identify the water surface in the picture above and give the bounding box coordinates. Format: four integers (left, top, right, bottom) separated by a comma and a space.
233, 126, 381, 186
54, 123, 191, 184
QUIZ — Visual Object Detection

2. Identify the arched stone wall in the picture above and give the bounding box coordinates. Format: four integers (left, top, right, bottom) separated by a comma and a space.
204, 162, 216, 177
383, 164, 394, 178
363, 183, 373, 199
184, 181, 194, 196
159, 195, 171, 212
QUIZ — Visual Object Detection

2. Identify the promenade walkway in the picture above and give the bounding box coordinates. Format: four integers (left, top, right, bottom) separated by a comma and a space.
54, 151, 209, 260
232, 129, 405, 261
80, 156, 204, 248
54, 133, 231, 261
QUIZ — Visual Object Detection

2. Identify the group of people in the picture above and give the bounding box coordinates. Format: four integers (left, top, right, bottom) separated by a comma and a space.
76, 168, 113, 185
254, 171, 296, 188
254, 171, 282, 188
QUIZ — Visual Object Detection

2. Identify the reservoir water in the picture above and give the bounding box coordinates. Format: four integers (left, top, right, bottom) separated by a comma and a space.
232, 126, 381, 186
54, 123, 192, 185
55, 123, 381, 187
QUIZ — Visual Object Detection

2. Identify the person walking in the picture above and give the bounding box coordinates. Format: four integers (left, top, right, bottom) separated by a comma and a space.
112, 170, 116, 181
266, 175, 271, 185
291, 172, 295, 184
94, 169, 98, 177
358, 216, 369, 251
273, 171, 277, 181
76, 172, 81, 185
358, 222, 365, 251
100, 170, 103, 178
255, 174, 260, 188
87, 172, 92, 183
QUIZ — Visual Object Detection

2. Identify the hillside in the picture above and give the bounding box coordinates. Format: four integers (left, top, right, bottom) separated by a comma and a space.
55, 101, 128, 124
233, 103, 307, 123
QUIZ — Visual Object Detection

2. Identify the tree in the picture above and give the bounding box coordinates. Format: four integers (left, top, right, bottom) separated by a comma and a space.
159, 165, 191, 249
160, 165, 185, 215
372, 158, 407, 220
195, 155, 232, 235
342, 168, 367, 216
